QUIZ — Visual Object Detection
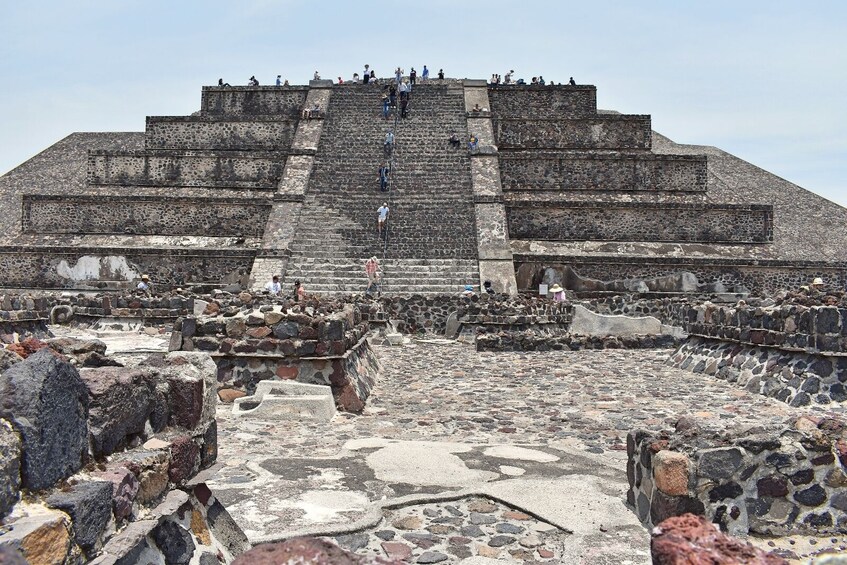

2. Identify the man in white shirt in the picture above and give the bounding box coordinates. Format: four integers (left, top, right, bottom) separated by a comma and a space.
377, 203, 389, 236
265, 275, 282, 295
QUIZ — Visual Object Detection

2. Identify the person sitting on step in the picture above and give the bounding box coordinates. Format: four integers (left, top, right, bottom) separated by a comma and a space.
448, 132, 461, 148
265, 275, 282, 296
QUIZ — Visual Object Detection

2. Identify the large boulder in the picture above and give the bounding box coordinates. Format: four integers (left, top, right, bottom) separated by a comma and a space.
651, 513, 788, 564
0, 419, 21, 519
0, 347, 23, 374
79, 367, 157, 457
0, 348, 89, 490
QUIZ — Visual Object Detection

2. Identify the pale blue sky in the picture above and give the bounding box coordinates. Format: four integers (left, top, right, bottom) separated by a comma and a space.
1, 1, 845, 206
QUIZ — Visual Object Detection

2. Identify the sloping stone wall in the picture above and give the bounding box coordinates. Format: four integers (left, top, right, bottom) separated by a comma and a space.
487, 85, 597, 118
200, 86, 308, 117
493, 116, 652, 150
88, 150, 285, 189
145, 116, 297, 151
507, 202, 773, 243
499, 152, 707, 192
22, 195, 271, 237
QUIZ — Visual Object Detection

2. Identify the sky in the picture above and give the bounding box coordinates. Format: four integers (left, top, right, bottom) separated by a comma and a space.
0, 0, 845, 207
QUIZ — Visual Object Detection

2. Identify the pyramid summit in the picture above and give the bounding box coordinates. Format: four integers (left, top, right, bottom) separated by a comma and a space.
0, 77, 844, 294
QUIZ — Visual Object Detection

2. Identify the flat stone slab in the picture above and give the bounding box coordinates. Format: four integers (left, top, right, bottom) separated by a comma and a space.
233, 380, 336, 421
569, 304, 663, 336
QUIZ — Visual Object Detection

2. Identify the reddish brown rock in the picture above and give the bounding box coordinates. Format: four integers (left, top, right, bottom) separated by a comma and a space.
654, 450, 690, 496
168, 436, 200, 484
233, 538, 402, 565
6, 337, 49, 359
167, 374, 204, 429
651, 513, 789, 564
246, 326, 272, 339
836, 439, 847, 468
381, 541, 412, 561
218, 388, 247, 403
275, 365, 298, 379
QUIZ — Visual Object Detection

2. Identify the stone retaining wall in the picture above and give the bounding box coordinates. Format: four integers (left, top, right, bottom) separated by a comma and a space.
477, 332, 681, 352
0, 346, 248, 562
88, 150, 285, 189
669, 337, 847, 407
487, 85, 597, 118
515, 257, 847, 296
0, 247, 255, 289
145, 116, 297, 151
493, 116, 652, 150
171, 301, 378, 412
499, 152, 707, 192
200, 86, 308, 117
627, 416, 847, 536
507, 202, 773, 243
683, 302, 847, 355
22, 195, 271, 237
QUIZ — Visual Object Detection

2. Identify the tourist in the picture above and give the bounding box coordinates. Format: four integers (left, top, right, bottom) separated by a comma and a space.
410, 67, 417, 85
384, 131, 395, 157
539, 75, 545, 85
283, 79, 289, 86
462, 284, 475, 296
370, 70, 377, 84
366, 272, 382, 298
468, 134, 479, 151
399, 80, 410, 100
400, 97, 409, 119
490, 74, 497, 84
265, 275, 282, 295
218, 78, 231, 87
471, 103, 481, 113
569, 77, 576, 85
379, 164, 390, 192
531, 77, 538, 85
313, 71, 321, 80
363, 64, 370, 84
389, 84, 397, 107
136, 274, 152, 295
276, 75, 282, 86
504, 70, 514, 84
382, 93, 391, 119
483, 280, 496, 295
422, 65, 429, 81
293, 280, 305, 302
338, 76, 344, 85
395, 67, 403, 84
365, 256, 380, 285
549, 283, 566, 302
811, 277, 826, 291
448, 132, 461, 148
248, 76, 259, 86
377, 202, 390, 235
437, 68, 444, 80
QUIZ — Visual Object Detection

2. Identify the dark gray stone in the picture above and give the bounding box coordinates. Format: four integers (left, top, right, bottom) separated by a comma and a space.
488, 535, 516, 547
495, 522, 524, 534
335, 532, 369, 552
793, 484, 827, 507
272, 321, 300, 339
375, 529, 395, 541
198, 553, 219, 565
152, 520, 195, 565
0, 348, 23, 373
47, 480, 112, 554
697, 447, 744, 480
206, 500, 251, 555
416, 552, 448, 563
831, 491, 847, 511
0, 420, 20, 519
469, 512, 496, 525
0, 349, 89, 490
80, 367, 156, 457
460, 524, 484, 537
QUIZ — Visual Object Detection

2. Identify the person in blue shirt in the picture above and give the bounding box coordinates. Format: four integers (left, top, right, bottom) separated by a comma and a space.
422, 66, 429, 81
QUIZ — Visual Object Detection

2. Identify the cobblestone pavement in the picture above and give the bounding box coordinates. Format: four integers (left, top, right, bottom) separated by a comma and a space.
210, 340, 842, 563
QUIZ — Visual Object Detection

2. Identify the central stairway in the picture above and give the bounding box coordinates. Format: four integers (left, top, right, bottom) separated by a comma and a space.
284, 83, 479, 294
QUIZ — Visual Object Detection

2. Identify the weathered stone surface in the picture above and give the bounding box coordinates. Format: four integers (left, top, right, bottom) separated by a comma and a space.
0, 348, 88, 490
697, 447, 744, 480
46, 480, 113, 555
151, 520, 195, 565
167, 373, 204, 429
0, 419, 21, 519
0, 505, 72, 565
80, 366, 156, 456
168, 436, 200, 483
653, 450, 690, 496
165, 351, 218, 428
233, 537, 402, 564
651, 513, 788, 564
218, 388, 247, 402
93, 466, 139, 521
0, 348, 23, 373
0, 546, 28, 565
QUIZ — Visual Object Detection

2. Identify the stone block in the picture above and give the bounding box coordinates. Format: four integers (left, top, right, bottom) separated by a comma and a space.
272, 320, 300, 339
207, 499, 252, 556
169, 436, 200, 484
152, 520, 195, 565
233, 537, 393, 565
80, 367, 156, 456
0, 504, 72, 565
653, 450, 690, 496
167, 373, 204, 429
697, 447, 744, 480
93, 466, 140, 521
0, 419, 21, 519
47, 480, 113, 555
0, 348, 23, 373
0, 349, 89, 490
